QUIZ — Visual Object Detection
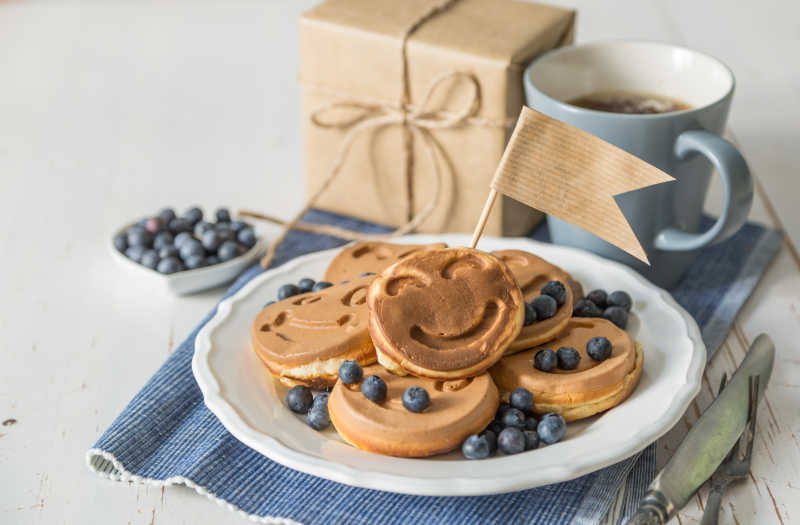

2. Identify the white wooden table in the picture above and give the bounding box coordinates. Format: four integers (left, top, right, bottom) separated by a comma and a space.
1, 2, 798, 524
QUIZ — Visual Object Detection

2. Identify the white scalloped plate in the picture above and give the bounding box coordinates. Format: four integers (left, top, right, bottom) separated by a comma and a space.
192, 234, 705, 496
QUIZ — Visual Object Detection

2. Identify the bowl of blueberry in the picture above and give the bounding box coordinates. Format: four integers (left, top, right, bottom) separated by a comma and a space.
111, 206, 264, 295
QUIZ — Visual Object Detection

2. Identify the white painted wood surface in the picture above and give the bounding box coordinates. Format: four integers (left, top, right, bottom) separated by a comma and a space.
1, 2, 797, 524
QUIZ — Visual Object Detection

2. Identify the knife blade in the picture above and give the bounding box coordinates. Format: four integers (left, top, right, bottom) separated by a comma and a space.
626, 333, 775, 525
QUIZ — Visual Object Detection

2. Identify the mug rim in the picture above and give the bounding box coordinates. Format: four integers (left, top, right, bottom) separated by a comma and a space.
524, 39, 736, 121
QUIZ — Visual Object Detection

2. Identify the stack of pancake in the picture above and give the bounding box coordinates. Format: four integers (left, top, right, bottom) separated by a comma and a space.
251, 241, 643, 457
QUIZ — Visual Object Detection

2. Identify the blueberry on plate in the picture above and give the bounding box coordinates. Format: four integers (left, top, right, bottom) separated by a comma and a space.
306, 404, 331, 430
603, 306, 628, 329
338, 360, 363, 384
480, 429, 498, 455
586, 289, 608, 309
312, 392, 330, 411
573, 298, 602, 318
194, 220, 214, 237
158, 207, 176, 225
361, 375, 387, 403
509, 387, 534, 414
297, 278, 316, 293
173, 231, 194, 249
501, 407, 526, 429
277, 283, 301, 300
498, 427, 525, 455
145, 217, 164, 234
168, 217, 192, 235
237, 227, 257, 248
215, 207, 231, 223
312, 281, 333, 292
184, 254, 207, 270
587, 336, 612, 362
217, 240, 240, 262
140, 250, 159, 269
113, 233, 128, 252
524, 416, 539, 431
523, 429, 540, 450
201, 230, 222, 252
402, 386, 430, 413
286, 385, 314, 414
183, 206, 203, 225
533, 349, 557, 372
127, 226, 152, 248
538, 412, 566, 444
179, 240, 205, 260
153, 231, 174, 251
523, 302, 537, 326
462, 434, 491, 459
607, 290, 632, 312
156, 256, 183, 274
125, 245, 146, 263
556, 346, 581, 370
158, 245, 178, 259
530, 295, 557, 320
541, 280, 567, 306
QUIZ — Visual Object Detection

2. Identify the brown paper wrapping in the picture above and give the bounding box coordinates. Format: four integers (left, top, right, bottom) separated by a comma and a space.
299, 0, 575, 236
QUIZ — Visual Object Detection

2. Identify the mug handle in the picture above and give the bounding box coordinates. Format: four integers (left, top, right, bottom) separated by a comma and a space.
654, 130, 753, 251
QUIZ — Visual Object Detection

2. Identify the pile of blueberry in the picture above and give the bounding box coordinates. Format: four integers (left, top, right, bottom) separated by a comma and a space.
286, 386, 331, 431
264, 273, 376, 309
113, 206, 258, 274
339, 360, 431, 412
523, 280, 567, 326
532, 335, 612, 372
462, 387, 566, 459
573, 289, 632, 329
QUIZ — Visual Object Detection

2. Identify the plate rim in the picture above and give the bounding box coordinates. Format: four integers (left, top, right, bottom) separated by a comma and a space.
192, 234, 706, 496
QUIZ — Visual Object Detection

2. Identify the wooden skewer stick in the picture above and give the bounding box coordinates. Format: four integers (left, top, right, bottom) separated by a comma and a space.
469, 187, 498, 249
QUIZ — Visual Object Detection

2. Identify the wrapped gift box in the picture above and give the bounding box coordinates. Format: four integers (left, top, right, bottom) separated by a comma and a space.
300, 0, 575, 235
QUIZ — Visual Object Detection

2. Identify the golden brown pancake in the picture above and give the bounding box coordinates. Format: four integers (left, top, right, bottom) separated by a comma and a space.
367, 248, 524, 379
323, 241, 447, 284
328, 364, 499, 457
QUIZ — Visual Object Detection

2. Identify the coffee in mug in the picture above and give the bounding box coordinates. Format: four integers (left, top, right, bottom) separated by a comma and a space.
567, 90, 691, 114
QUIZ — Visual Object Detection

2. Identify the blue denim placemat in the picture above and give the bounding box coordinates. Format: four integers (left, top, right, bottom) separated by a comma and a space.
87, 210, 781, 525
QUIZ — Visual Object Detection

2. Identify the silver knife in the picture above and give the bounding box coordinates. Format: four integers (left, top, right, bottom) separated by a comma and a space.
626, 333, 775, 525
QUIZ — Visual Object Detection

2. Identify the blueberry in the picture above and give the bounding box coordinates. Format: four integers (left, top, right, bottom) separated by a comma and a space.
217, 240, 240, 262
498, 427, 525, 455
125, 245, 146, 262
277, 283, 301, 300
140, 250, 159, 269
524, 430, 540, 450
194, 220, 214, 237
531, 295, 557, 320
501, 407, 526, 429
153, 231, 174, 250
557, 347, 581, 370
573, 299, 602, 318
201, 230, 222, 252
156, 256, 183, 274
158, 207, 176, 224
541, 280, 567, 306
495, 402, 511, 420
523, 302, 537, 326
487, 420, 504, 434
538, 413, 566, 444
215, 207, 231, 223
509, 388, 534, 414
179, 240, 205, 260
312, 392, 330, 411
286, 385, 314, 414
263, 300, 276, 309
360, 272, 376, 277
237, 227, 257, 249
533, 349, 557, 372
145, 217, 164, 234
184, 254, 207, 270
312, 281, 333, 292
229, 220, 247, 232
174, 232, 194, 249
183, 206, 203, 225
206, 255, 220, 266
306, 405, 331, 430
587, 336, 612, 362
402, 386, 430, 413
338, 360, 363, 384
481, 429, 498, 455
462, 434, 490, 460
603, 306, 628, 329
113, 233, 128, 252
168, 217, 192, 235
607, 290, 632, 312
586, 289, 608, 309
127, 226, 152, 248
361, 375, 386, 403
524, 416, 539, 431
158, 245, 178, 259
297, 278, 316, 293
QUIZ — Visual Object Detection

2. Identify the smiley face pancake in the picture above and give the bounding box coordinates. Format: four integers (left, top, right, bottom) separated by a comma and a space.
493, 250, 575, 353
329, 364, 499, 457
251, 275, 376, 388
367, 248, 524, 379
490, 318, 643, 422
323, 241, 448, 284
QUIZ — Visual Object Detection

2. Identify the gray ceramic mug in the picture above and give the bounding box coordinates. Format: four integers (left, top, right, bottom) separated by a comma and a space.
524, 41, 753, 288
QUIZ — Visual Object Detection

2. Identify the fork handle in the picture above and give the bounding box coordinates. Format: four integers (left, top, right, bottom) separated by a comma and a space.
700, 483, 727, 525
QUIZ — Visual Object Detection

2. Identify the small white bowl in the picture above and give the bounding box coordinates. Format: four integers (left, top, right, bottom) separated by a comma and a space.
109, 223, 266, 295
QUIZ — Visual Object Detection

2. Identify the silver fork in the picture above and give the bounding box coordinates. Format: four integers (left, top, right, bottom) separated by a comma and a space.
700, 374, 760, 525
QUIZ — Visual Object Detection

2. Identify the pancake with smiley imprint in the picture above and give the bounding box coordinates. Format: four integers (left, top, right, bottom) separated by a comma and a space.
328, 364, 499, 457
251, 275, 376, 388
367, 247, 524, 379
323, 241, 448, 284
490, 318, 643, 422
493, 250, 575, 353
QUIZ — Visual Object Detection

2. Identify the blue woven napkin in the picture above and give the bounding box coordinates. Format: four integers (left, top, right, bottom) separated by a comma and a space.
87, 210, 781, 525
